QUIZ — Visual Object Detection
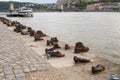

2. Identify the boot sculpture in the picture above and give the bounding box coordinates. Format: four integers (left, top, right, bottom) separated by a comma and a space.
29, 30, 35, 36
74, 42, 89, 53
47, 37, 59, 46
14, 24, 26, 33
92, 64, 105, 74
52, 44, 61, 49
65, 44, 70, 50
28, 27, 32, 33
36, 30, 46, 37
45, 48, 65, 57
74, 56, 90, 63
34, 33, 43, 41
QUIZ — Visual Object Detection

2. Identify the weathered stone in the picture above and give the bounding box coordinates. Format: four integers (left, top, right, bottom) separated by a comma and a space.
6, 74, 16, 80
37, 66, 47, 71
0, 68, 3, 73
15, 73, 25, 78
16, 76, 26, 80
29, 65, 37, 72
14, 65, 21, 69
4, 70, 13, 75
14, 69, 23, 74
0, 73, 4, 78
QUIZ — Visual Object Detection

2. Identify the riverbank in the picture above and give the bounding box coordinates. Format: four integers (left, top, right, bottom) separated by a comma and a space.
0, 18, 120, 80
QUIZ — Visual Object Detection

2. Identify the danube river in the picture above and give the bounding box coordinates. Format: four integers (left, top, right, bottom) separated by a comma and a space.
1, 12, 120, 64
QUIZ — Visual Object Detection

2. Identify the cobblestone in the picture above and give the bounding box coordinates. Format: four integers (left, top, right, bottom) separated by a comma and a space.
6, 74, 16, 80
0, 22, 53, 80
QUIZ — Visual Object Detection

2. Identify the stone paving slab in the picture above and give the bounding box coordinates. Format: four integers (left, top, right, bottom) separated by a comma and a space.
0, 22, 53, 80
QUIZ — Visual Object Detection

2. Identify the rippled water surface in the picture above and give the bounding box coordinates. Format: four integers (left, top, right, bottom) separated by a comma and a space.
1, 12, 120, 64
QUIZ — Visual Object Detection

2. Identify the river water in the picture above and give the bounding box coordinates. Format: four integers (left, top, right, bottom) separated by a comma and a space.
1, 12, 120, 64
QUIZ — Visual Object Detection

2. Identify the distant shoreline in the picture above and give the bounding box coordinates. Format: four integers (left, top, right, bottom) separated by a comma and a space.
0, 10, 120, 13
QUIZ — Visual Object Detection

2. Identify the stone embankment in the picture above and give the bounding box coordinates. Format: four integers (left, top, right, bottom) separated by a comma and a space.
0, 21, 52, 80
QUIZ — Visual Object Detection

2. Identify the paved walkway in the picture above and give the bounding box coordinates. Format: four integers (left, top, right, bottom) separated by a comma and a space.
0, 22, 52, 80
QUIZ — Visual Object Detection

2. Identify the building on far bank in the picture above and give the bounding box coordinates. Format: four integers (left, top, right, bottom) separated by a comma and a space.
87, 3, 102, 11
87, 2, 120, 11
54, 0, 81, 11
81, 0, 100, 2
101, 3, 119, 11
118, 3, 120, 7
87, 4, 96, 11
55, 0, 101, 11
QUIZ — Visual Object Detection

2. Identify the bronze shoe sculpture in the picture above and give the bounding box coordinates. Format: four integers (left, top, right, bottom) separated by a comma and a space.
52, 44, 61, 49
46, 37, 59, 46
46, 40, 51, 46
29, 30, 35, 36
65, 44, 70, 50
51, 51, 65, 57
74, 42, 89, 53
92, 64, 105, 74
36, 30, 46, 37
34, 34, 43, 41
45, 48, 65, 57
74, 56, 90, 63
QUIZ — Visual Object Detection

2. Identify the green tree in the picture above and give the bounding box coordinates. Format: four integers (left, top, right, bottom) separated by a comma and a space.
75, 2, 87, 9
